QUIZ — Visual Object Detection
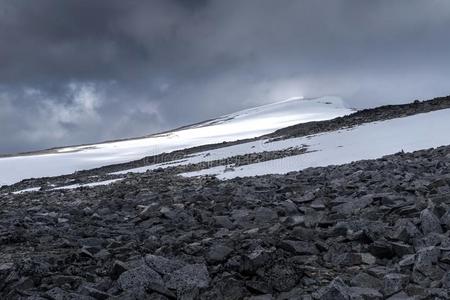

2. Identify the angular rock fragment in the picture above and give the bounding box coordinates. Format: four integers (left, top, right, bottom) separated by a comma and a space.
414, 246, 440, 277
253, 207, 278, 224
266, 264, 299, 292
279, 240, 318, 255
117, 265, 163, 291
390, 241, 414, 257
206, 244, 233, 264
239, 248, 271, 275
164, 264, 210, 295
213, 215, 234, 229
383, 273, 409, 297
316, 277, 350, 300
348, 287, 383, 300
420, 209, 442, 235
79, 286, 112, 300
350, 273, 382, 289
144, 255, 185, 275
369, 240, 395, 259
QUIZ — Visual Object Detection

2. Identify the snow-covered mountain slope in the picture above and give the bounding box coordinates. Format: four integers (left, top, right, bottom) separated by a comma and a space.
180, 108, 450, 179
0, 96, 352, 186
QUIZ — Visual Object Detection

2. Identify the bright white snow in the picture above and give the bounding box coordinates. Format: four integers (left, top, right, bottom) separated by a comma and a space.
12, 187, 41, 194
52, 178, 124, 190
0, 97, 352, 185
5, 178, 124, 195
181, 108, 450, 179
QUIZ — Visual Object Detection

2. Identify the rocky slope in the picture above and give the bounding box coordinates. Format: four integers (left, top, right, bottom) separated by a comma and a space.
1, 95, 450, 299
1, 145, 450, 299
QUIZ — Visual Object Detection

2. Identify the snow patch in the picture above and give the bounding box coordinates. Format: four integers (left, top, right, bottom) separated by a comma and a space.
181, 108, 450, 179
52, 178, 124, 190
12, 187, 41, 194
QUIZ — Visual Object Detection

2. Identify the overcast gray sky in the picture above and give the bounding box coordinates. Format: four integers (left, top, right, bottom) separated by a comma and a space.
1, 0, 450, 154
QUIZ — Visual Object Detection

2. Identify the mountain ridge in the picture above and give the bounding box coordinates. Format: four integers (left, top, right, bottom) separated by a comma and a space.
2, 94, 450, 191
0, 96, 353, 186
0, 96, 348, 158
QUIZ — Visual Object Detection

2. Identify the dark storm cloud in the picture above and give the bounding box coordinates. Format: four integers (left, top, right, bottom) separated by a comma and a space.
1, 0, 450, 153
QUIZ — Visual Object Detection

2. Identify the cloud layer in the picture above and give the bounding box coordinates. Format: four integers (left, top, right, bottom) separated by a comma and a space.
1, 0, 450, 153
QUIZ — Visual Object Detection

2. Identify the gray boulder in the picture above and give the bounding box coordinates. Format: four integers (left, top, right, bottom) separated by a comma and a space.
383, 273, 409, 297
165, 263, 210, 296
316, 277, 350, 300
117, 265, 163, 291
420, 209, 442, 235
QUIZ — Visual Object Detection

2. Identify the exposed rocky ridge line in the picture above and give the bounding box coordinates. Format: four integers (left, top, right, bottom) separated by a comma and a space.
1, 145, 450, 299
267, 95, 450, 140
